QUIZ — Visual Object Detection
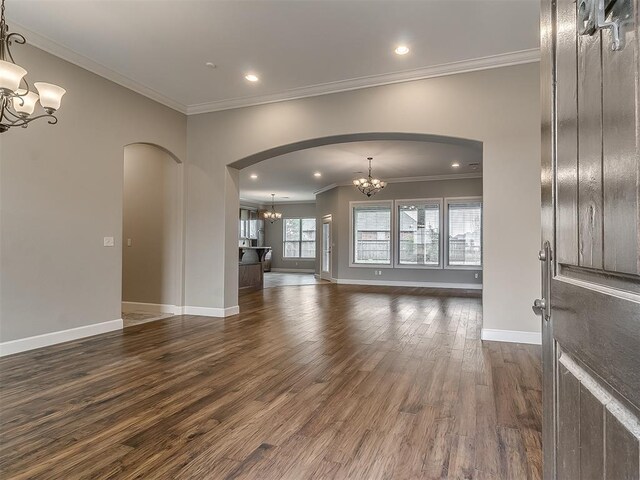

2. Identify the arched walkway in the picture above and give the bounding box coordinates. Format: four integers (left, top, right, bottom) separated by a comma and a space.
121, 143, 185, 321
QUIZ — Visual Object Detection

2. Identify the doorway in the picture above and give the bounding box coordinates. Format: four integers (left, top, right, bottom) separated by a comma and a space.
121, 143, 184, 326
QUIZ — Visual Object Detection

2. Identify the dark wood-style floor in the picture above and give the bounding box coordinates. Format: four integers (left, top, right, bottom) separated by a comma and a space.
0, 285, 542, 479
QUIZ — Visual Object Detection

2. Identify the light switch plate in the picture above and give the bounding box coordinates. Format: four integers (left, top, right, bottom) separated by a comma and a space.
103, 237, 115, 247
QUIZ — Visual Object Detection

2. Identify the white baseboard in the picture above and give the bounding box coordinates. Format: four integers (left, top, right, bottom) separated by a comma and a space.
122, 301, 181, 315
182, 305, 240, 317
334, 278, 482, 290
122, 302, 240, 318
270, 268, 316, 273
0, 319, 123, 357
314, 274, 337, 282
481, 328, 542, 345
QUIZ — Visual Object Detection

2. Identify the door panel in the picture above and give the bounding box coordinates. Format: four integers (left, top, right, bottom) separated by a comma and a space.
542, 0, 640, 478
602, 0, 640, 275
555, 0, 580, 267
557, 351, 640, 479
579, 382, 604, 478
577, 29, 603, 269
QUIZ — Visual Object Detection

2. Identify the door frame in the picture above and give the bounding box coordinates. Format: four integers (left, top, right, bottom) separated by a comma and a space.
321, 215, 333, 280
540, 0, 556, 477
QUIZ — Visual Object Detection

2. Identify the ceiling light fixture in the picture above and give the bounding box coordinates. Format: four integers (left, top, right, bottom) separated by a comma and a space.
353, 157, 386, 197
451, 162, 460, 168
263, 194, 282, 223
314, 172, 322, 177
0, 0, 66, 133
250, 173, 258, 179
394, 45, 410, 55
245, 74, 259, 82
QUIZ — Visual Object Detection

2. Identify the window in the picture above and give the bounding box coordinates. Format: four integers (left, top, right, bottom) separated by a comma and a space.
351, 202, 392, 265
397, 200, 441, 267
446, 199, 482, 267
283, 218, 316, 258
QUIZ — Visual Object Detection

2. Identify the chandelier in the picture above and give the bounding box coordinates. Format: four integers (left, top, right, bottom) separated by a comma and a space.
353, 157, 386, 197
263, 194, 282, 223
0, 0, 66, 133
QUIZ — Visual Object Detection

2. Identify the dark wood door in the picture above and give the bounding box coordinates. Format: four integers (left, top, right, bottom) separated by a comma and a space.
541, 0, 640, 478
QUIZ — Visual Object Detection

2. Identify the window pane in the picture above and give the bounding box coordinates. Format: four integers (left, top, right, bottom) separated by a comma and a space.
284, 241, 300, 258
284, 219, 301, 241
353, 204, 391, 264
301, 241, 316, 258
301, 218, 316, 241
398, 203, 440, 265
448, 202, 482, 266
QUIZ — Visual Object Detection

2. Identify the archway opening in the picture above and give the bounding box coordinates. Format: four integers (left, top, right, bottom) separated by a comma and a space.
121, 143, 184, 326
230, 132, 484, 301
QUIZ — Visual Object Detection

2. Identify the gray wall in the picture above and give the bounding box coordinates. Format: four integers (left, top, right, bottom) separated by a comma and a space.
122, 144, 181, 305
186, 62, 541, 334
317, 178, 483, 285
0, 45, 541, 343
264, 203, 317, 271
0, 45, 186, 342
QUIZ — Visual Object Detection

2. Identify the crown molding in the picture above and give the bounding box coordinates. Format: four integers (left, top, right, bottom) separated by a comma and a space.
187, 49, 540, 115
384, 172, 483, 183
314, 172, 482, 196
11, 22, 188, 114
13, 18, 539, 117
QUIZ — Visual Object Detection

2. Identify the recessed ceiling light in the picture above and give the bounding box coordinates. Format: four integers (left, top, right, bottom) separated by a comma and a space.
451, 162, 460, 168
250, 174, 258, 179
314, 172, 322, 177
395, 45, 410, 55
245, 74, 259, 82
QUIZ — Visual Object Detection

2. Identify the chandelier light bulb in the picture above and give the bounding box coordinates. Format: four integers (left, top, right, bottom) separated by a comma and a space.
12, 90, 39, 116
0, 59, 27, 93
34, 82, 66, 112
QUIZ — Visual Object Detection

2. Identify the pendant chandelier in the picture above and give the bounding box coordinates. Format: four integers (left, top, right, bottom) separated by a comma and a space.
264, 194, 282, 223
353, 157, 386, 197
0, 0, 66, 133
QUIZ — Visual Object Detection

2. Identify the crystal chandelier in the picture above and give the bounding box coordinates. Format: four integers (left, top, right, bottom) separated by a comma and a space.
353, 157, 386, 197
263, 194, 282, 223
0, 0, 66, 133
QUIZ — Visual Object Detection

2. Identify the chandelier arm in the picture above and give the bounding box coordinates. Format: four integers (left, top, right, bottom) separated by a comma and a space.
1, 111, 58, 129
17, 75, 32, 96
4, 32, 26, 64
3, 104, 23, 120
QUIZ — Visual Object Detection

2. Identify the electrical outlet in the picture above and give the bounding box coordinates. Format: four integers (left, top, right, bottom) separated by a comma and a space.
103, 237, 115, 247
474, 273, 479, 279
127, 238, 132, 247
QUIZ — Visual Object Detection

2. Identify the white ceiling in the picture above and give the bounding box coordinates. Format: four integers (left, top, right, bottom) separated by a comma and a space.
7, 0, 540, 113
239, 140, 482, 204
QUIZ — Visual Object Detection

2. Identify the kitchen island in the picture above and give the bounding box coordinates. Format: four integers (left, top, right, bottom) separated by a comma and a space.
238, 246, 271, 292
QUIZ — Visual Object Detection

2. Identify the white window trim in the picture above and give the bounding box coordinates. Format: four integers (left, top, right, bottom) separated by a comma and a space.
394, 198, 444, 270
444, 196, 483, 270
349, 200, 394, 268
282, 217, 317, 259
